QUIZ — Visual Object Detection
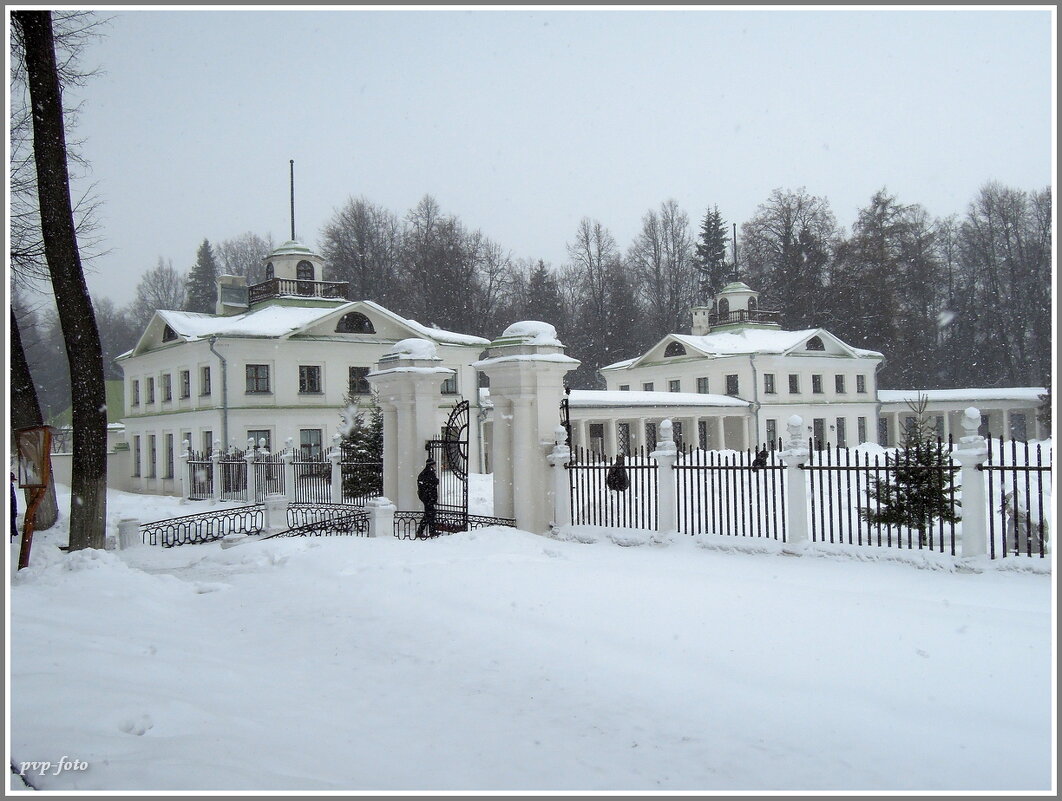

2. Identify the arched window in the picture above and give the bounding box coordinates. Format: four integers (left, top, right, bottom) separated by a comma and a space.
806, 336, 825, 351
162, 325, 178, 342
718, 298, 730, 318
265, 262, 274, 280
296, 260, 315, 295
664, 341, 687, 357
335, 312, 376, 334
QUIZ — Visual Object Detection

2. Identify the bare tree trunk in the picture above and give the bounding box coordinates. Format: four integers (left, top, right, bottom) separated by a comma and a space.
10, 308, 60, 529
15, 9, 106, 551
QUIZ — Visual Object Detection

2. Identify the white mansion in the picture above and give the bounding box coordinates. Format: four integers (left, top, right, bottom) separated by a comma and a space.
116, 248, 1047, 496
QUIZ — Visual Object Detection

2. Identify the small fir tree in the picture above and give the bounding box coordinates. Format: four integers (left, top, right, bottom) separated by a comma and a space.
861, 394, 960, 545
1036, 384, 1051, 434
338, 392, 384, 500
184, 238, 219, 313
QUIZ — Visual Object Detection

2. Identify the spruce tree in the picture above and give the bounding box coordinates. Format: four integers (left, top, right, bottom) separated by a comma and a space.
338, 392, 384, 501
861, 395, 960, 545
692, 205, 730, 301
184, 239, 219, 313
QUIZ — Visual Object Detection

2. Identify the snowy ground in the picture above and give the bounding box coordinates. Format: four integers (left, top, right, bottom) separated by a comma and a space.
7, 483, 1055, 792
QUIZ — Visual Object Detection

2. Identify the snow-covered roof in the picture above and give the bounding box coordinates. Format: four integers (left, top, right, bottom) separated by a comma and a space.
478, 389, 749, 409
133, 300, 490, 350
601, 357, 638, 371
673, 328, 882, 359
157, 306, 339, 340
568, 390, 750, 409
879, 388, 1047, 405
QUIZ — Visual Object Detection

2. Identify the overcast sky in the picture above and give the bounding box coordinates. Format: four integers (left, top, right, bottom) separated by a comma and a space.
48, 7, 1056, 306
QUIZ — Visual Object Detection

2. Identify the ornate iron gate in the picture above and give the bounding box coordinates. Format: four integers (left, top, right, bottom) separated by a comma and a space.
425, 400, 470, 533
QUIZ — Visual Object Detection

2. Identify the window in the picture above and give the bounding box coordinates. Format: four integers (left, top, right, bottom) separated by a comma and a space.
162, 374, 172, 402
645, 421, 657, 446
146, 377, 155, 404
835, 375, 846, 394
180, 370, 191, 399
164, 434, 174, 479
248, 430, 271, 451
856, 374, 867, 394
349, 366, 371, 395
664, 341, 686, 357
133, 436, 141, 477
299, 365, 322, 394
617, 422, 631, 456
857, 417, 867, 444
696, 377, 709, 394
717, 298, 730, 317
789, 374, 799, 394
668, 379, 681, 393
296, 260, 314, 280
202, 430, 213, 455
147, 436, 157, 478
836, 418, 847, 447
903, 416, 917, 436
162, 325, 178, 342
619, 384, 630, 392
806, 336, 825, 351
643, 382, 654, 392
813, 418, 825, 450
132, 380, 140, 406
300, 428, 323, 461
812, 375, 823, 394
673, 421, 684, 449
246, 364, 270, 394
588, 423, 605, 453
200, 366, 211, 396
878, 418, 889, 447
935, 416, 945, 440
698, 420, 708, 449
1009, 412, 1027, 440
725, 374, 739, 396
441, 375, 458, 395
336, 312, 375, 334
764, 374, 776, 394
265, 262, 274, 280
766, 419, 778, 449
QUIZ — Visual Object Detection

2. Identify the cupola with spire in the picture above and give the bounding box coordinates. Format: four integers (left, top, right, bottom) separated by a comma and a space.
690, 281, 780, 335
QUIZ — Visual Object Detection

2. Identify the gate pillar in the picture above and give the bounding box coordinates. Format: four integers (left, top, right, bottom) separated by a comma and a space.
953, 407, 989, 559
780, 415, 810, 551
475, 322, 580, 534
367, 339, 454, 512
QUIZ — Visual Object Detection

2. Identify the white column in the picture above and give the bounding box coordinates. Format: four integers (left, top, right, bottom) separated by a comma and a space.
715, 416, 726, 451
210, 441, 222, 503
547, 426, 572, 532
329, 434, 343, 503
282, 439, 296, 504
953, 407, 990, 559
245, 438, 258, 503
179, 439, 191, 500
780, 415, 810, 552
492, 397, 514, 520
652, 419, 678, 542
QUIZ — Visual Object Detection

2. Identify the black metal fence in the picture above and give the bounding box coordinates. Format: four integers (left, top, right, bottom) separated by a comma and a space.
186, 450, 213, 500
140, 504, 264, 547
339, 448, 383, 505
567, 445, 658, 530
675, 443, 787, 541
392, 510, 517, 540
253, 449, 287, 501
291, 452, 332, 504
263, 508, 370, 539
801, 439, 960, 554
982, 435, 1051, 559
218, 449, 248, 502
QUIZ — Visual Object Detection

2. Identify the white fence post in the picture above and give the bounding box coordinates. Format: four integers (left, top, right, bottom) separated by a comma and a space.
210, 441, 222, 503
953, 407, 990, 559
118, 517, 141, 549
651, 419, 678, 543
245, 438, 257, 503
263, 492, 289, 536
330, 434, 343, 504
547, 425, 572, 533
781, 415, 810, 552
283, 438, 296, 504
365, 496, 396, 538
179, 439, 191, 500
